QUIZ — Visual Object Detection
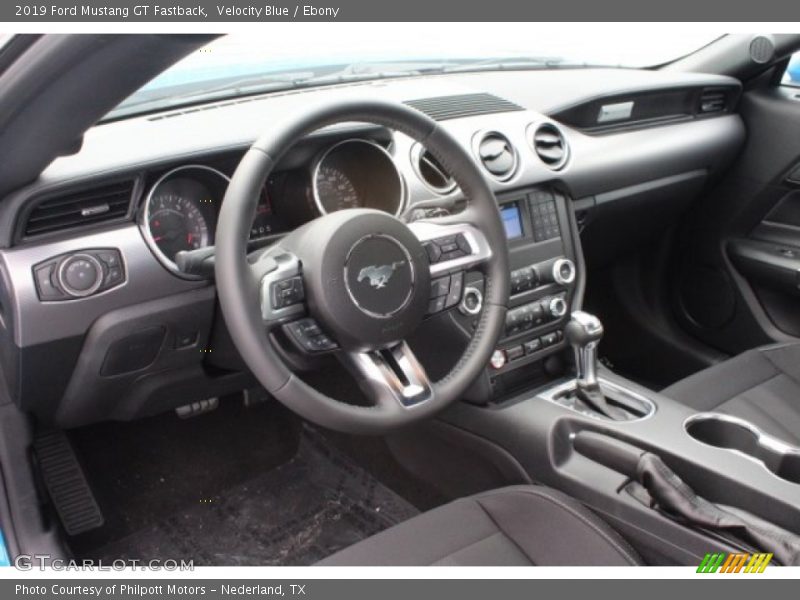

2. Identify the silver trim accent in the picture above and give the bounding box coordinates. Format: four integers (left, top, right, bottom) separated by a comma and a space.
258, 252, 305, 323
552, 258, 576, 285
343, 234, 415, 319
460, 286, 483, 316
684, 412, 800, 479
527, 121, 570, 171
407, 221, 493, 277
537, 377, 656, 422
409, 143, 457, 195
348, 341, 433, 408
548, 297, 568, 319
471, 130, 519, 182
311, 138, 406, 217
140, 164, 229, 279
56, 253, 104, 298
597, 101, 634, 124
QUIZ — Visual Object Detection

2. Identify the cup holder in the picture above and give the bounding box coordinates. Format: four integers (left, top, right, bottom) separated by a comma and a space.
685, 413, 800, 485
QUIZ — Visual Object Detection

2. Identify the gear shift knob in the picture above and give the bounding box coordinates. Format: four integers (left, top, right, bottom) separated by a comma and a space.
564, 311, 603, 389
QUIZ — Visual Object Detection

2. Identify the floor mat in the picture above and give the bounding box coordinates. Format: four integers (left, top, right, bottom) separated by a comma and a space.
76, 425, 419, 565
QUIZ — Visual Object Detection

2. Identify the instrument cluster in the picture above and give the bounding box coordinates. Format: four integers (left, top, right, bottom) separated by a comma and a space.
140, 138, 406, 276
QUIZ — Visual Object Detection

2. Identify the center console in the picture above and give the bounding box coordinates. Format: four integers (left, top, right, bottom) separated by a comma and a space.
449, 186, 581, 403
409, 189, 800, 565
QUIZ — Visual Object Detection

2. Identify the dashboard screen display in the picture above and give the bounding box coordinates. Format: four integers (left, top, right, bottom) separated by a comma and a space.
501, 203, 523, 239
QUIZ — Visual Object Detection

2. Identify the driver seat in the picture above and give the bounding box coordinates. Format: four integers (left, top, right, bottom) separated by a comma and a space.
319, 485, 641, 566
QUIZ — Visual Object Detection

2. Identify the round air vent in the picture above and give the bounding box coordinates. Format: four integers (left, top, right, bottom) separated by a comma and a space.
474, 131, 518, 181
530, 123, 569, 170
411, 144, 456, 194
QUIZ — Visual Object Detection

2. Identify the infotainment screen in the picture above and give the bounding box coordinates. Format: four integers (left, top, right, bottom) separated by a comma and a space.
500, 203, 523, 239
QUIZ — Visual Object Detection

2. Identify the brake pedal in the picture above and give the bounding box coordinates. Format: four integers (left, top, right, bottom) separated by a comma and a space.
33, 431, 104, 536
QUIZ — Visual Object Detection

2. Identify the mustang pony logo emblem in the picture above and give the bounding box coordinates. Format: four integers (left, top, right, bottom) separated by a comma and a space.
357, 261, 406, 289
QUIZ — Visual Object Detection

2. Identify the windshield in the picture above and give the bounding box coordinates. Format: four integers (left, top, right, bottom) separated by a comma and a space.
108, 27, 722, 121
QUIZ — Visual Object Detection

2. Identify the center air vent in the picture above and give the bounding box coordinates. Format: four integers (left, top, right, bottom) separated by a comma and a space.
23, 180, 135, 238
698, 89, 729, 114
411, 145, 456, 194
475, 132, 518, 181
531, 123, 569, 170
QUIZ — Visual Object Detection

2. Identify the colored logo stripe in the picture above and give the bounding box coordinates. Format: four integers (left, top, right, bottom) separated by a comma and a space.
697, 552, 772, 573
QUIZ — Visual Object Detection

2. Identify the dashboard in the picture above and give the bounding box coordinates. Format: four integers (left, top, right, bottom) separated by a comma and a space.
0, 67, 746, 427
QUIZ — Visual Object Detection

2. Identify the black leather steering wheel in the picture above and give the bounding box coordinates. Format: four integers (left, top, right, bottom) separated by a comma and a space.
215, 99, 509, 434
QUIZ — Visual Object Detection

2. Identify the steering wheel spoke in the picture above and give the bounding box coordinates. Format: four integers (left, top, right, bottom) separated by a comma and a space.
250, 247, 307, 328
342, 342, 433, 410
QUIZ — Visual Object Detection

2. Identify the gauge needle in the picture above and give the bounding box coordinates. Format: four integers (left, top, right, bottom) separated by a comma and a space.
187, 233, 194, 244
153, 236, 163, 242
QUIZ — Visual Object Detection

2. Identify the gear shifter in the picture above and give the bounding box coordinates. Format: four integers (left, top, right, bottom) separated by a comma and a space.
564, 311, 627, 420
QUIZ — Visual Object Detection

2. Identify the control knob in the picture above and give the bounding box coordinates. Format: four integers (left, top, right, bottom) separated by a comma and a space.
57, 254, 104, 297
544, 296, 568, 319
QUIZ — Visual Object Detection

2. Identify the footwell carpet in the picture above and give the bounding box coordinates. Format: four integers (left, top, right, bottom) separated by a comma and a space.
73, 426, 419, 565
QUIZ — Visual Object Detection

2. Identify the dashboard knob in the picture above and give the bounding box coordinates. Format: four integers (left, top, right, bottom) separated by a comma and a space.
547, 296, 568, 319
552, 258, 576, 286
57, 254, 103, 297
459, 286, 483, 316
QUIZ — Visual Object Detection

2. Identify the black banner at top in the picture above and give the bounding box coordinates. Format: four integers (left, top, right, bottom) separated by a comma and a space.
2, 0, 800, 22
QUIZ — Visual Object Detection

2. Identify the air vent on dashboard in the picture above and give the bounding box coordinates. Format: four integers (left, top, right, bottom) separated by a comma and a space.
531, 123, 569, 170
23, 180, 135, 238
405, 93, 524, 121
412, 145, 456, 193
475, 132, 518, 181
698, 89, 729, 114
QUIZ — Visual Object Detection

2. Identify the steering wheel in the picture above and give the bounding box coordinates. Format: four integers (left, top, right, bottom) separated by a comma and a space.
215, 100, 509, 434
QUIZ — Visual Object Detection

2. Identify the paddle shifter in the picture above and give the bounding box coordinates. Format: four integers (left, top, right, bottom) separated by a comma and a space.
564, 311, 628, 420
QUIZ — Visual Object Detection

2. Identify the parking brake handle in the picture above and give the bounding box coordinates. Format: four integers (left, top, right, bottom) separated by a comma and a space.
573, 431, 800, 566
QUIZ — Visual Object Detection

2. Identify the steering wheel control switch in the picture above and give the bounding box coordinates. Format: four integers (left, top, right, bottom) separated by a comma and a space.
33, 248, 125, 301
423, 233, 472, 264
270, 275, 305, 310
427, 271, 465, 315
283, 318, 338, 353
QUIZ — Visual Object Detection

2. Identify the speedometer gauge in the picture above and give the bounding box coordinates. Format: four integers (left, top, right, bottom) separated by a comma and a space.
315, 165, 360, 212
312, 139, 405, 216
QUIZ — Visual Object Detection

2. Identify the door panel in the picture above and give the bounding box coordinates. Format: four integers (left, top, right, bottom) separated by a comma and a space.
673, 79, 800, 354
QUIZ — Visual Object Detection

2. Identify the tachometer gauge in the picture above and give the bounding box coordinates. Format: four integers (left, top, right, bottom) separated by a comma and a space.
314, 165, 360, 212
141, 165, 227, 277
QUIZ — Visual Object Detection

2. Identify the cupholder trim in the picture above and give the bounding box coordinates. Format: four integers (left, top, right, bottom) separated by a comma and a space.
684, 412, 800, 477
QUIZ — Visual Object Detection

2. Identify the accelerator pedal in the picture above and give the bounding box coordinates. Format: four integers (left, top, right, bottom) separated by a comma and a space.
33, 431, 104, 536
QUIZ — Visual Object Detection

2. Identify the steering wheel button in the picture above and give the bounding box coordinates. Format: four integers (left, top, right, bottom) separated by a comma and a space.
455, 234, 471, 254
430, 276, 450, 298
423, 242, 442, 264
427, 295, 447, 315
445, 272, 465, 308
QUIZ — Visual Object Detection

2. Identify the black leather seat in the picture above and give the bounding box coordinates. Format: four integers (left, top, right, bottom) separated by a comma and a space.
662, 342, 800, 445
319, 485, 640, 566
